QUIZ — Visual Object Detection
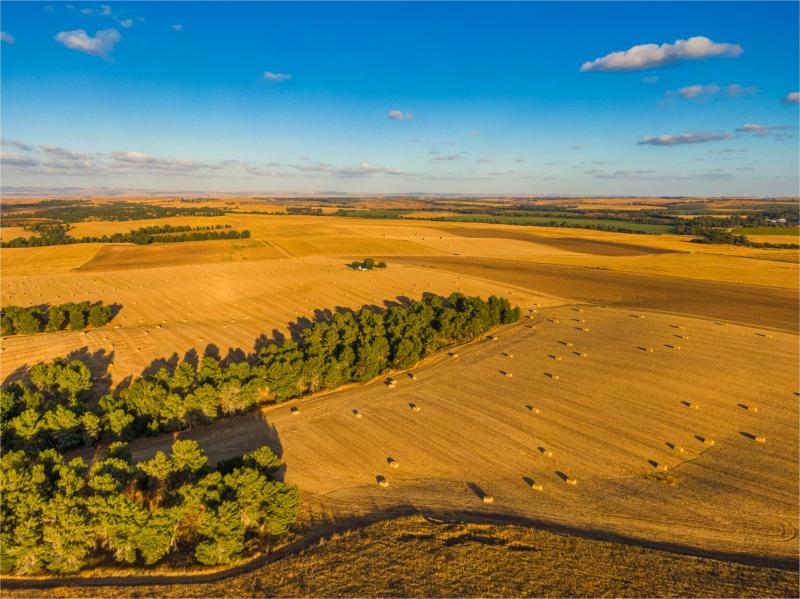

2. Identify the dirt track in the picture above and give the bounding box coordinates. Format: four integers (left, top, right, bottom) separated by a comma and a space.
389, 256, 799, 332
100, 307, 798, 569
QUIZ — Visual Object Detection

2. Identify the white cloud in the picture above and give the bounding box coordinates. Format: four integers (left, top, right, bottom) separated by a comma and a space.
638, 132, 734, 146
468, 129, 480, 136
476, 158, 493, 164
642, 76, 659, 84
80, 8, 93, 15
581, 36, 742, 72
388, 110, 413, 121
1, 138, 32, 151
570, 144, 584, 150
263, 71, 291, 81
430, 154, 461, 162
55, 28, 120, 58
172, 24, 183, 32
675, 84, 720, 99
784, 92, 800, 104
100, 5, 112, 16
1, 31, 15, 44
119, 19, 133, 28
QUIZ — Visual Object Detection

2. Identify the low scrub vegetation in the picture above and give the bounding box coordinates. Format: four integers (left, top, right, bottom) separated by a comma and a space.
1, 301, 115, 336
0, 440, 298, 574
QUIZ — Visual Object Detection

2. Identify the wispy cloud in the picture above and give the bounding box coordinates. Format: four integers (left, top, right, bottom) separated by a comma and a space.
665, 83, 754, 100
54, 28, 120, 58
2, 138, 32, 151
430, 153, 461, 162
388, 110, 413, 121
172, 24, 183, 32
581, 36, 742, 72
570, 144, 583, 150
1, 152, 39, 167
476, 158, 494, 164
735, 123, 795, 136
263, 71, 291, 81
0, 31, 15, 44
784, 92, 799, 104
638, 132, 734, 146
642, 75, 659, 84
40, 144, 93, 160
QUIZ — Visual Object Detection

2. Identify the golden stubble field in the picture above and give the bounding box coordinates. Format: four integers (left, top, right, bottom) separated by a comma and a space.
119, 306, 799, 567
1, 212, 798, 585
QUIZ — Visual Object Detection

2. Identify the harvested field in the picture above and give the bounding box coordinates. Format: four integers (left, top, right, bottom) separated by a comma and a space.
388, 256, 799, 332
77, 240, 286, 272
90, 307, 798, 568
5, 516, 797, 598
0, 258, 548, 384
431, 225, 679, 256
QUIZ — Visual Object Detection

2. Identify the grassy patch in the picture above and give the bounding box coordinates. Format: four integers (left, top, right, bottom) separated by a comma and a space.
731, 227, 799, 236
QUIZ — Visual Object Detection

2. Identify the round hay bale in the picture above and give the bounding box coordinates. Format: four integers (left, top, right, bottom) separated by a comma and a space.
491, 335, 499, 341
755, 436, 766, 443
390, 460, 400, 469
530, 407, 541, 414
409, 373, 417, 380
450, 353, 459, 358
566, 342, 574, 347
504, 372, 513, 378
378, 479, 389, 488
580, 352, 588, 358
565, 477, 577, 486
291, 406, 300, 416
482, 495, 494, 504
412, 405, 421, 412
555, 355, 562, 361
530, 482, 544, 492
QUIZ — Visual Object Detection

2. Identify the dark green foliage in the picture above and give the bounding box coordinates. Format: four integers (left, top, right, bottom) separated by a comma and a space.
2, 293, 518, 461
1, 301, 116, 336
347, 257, 387, 270
1, 223, 250, 248
0, 441, 297, 574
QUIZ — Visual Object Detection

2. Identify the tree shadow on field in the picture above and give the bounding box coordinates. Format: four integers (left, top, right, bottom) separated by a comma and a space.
140, 352, 180, 378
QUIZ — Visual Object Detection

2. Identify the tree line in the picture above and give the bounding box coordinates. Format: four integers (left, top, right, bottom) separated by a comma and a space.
0, 223, 250, 248
1, 301, 115, 337
0, 440, 298, 574
1, 294, 519, 455
7, 201, 226, 223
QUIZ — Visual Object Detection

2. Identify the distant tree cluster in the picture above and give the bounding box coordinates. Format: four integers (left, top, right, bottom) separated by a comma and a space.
348, 258, 387, 270
286, 206, 324, 215
1, 301, 114, 336
1, 294, 519, 455
0, 224, 250, 248
9, 202, 226, 223
0, 440, 298, 574
676, 220, 800, 249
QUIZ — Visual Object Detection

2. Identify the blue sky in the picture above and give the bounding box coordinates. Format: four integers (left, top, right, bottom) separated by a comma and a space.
1, 1, 798, 195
